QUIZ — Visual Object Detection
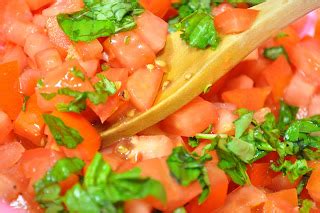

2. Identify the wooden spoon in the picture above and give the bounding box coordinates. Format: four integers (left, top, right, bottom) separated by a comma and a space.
100, 0, 320, 146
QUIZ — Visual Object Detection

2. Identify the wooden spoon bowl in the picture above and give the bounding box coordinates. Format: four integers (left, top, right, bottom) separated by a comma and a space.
100, 0, 320, 147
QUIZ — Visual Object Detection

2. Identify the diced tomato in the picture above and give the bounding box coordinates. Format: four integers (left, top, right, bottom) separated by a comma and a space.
127, 66, 163, 111
134, 157, 202, 211
35, 48, 63, 72
35, 60, 93, 112
284, 73, 316, 107
74, 39, 103, 61
162, 7, 178, 21
20, 148, 64, 185
0, 142, 25, 171
125, 135, 174, 161
135, 11, 168, 53
102, 152, 123, 171
103, 31, 156, 69
79, 59, 99, 78
186, 162, 229, 212
42, 0, 84, 16
24, 33, 53, 60
307, 167, 320, 202
0, 45, 27, 72
259, 56, 293, 102
0, 61, 23, 120
0, 173, 21, 201
19, 68, 42, 96
248, 163, 277, 187
274, 26, 300, 50
124, 199, 152, 213
217, 185, 267, 212
106, 101, 135, 124
215, 8, 259, 34
235, 59, 271, 82
161, 97, 218, 137
139, 0, 171, 18
50, 111, 101, 161
287, 38, 320, 82
14, 95, 45, 146
46, 16, 72, 56
89, 68, 129, 122
222, 74, 254, 92
222, 87, 271, 111
32, 14, 48, 28
268, 173, 300, 192
308, 95, 320, 116
3, 0, 33, 22
211, 3, 233, 16
214, 107, 237, 135
267, 188, 298, 207
26, 0, 55, 11
0, 111, 13, 144
3, 19, 42, 46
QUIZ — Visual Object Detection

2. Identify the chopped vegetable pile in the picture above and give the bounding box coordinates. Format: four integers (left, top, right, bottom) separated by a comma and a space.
1, 0, 320, 212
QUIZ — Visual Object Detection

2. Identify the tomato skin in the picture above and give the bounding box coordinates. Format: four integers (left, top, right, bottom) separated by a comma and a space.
222, 87, 271, 111
127, 66, 164, 111
135, 11, 168, 53
139, 0, 171, 18
0, 61, 23, 120
186, 162, 229, 212
222, 74, 254, 92
103, 31, 156, 69
161, 97, 218, 137
14, 95, 45, 146
247, 163, 277, 187
42, 0, 84, 16
0, 111, 13, 144
0, 142, 25, 171
215, 8, 259, 34
50, 111, 101, 161
259, 56, 293, 102
268, 173, 300, 192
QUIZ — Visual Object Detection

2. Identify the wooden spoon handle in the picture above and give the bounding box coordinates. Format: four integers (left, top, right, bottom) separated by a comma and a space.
101, 0, 320, 146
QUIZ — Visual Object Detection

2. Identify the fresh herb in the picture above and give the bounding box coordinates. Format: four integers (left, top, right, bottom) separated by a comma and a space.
167, 146, 211, 204
203, 84, 212, 94
22, 95, 30, 112
34, 157, 85, 211
40, 93, 57, 101
234, 109, 253, 138
300, 199, 314, 213
57, 0, 144, 42
263, 46, 289, 61
271, 159, 312, 183
34, 154, 166, 212
37, 79, 44, 89
178, 12, 220, 49
297, 174, 310, 195
212, 0, 265, 5
56, 88, 87, 113
71, 67, 85, 81
43, 114, 84, 149
278, 101, 299, 133
188, 124, 213, 148
276, 31, 289, 39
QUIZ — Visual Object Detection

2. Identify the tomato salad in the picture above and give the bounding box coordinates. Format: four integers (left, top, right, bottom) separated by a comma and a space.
1, 0, 320, 212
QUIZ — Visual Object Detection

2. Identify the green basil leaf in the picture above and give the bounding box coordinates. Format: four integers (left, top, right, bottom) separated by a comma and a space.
263, 46, 289, 61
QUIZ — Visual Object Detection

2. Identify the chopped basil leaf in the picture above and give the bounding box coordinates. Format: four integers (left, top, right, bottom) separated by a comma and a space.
40, 93, 57, 100
278, 101, 298, 133
188, 124, 213, 148
297, 174, 310, 195
263, 46, 289, 61
43, 114, 84, 148
22, 95, 30, 112
271, 159, 312, 183
276, 31, 289, 39
57, 88, 88, 113
57, 0, 144, 42
234, 109, 254, 138
34, 157, 85, 210
227, 138, 256, 163
179, 12, 220, 49
36, 79, 44, 89
167, 146, 211, 204
300, 199, 314, 213
70, 66, 85, 81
